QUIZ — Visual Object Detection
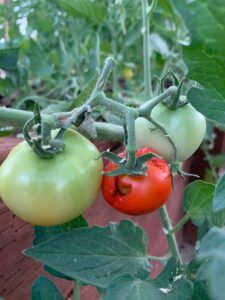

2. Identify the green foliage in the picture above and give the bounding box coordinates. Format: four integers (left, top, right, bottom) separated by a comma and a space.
197, 227, 225, 300
173, 0, 225, 126
25, 220, 151, 288
0, 48, 19, 70
213, 173, 225, 212
32, 276, 63, 300
33, 215, 88, 245
104, 274, 165, 300
53, 0, 107, 23
1, 0, 225, 299
182, 181, 215, 227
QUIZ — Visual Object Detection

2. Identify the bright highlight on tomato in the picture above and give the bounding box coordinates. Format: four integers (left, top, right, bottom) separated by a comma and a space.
0, 129, 103, 226
135, 102, 206, 162
101, 148, 172, 215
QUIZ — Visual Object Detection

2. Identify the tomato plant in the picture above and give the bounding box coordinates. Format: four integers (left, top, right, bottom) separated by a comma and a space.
135, 102, 206, 162
101, 148, 172, 215
1, 0, 225, 299
0, 129, 103, 226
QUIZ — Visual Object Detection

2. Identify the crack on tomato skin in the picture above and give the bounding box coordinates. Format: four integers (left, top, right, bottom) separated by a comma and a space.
112, 176, 132, 197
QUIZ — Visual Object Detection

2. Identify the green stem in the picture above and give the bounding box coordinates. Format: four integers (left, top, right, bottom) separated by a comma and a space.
110, 19, 118, 97
125, 110, 137, 168
159, 205, 182, 265
138, 85, 177, 117
95, 32, 100, 70
89, 57, 116, 103
148, 115, 177, 161
168, 213, 190, 235
93, 93, 132, 115
141, 0, 152, 99
94, 122, 123, 141
74, 280, 80, 300
0, 107, 42, 127
0, 107, 124, 142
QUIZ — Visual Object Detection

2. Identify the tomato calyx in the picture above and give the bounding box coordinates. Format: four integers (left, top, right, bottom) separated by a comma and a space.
23, 104, 65, 159
101, 149, 161, 176
170, 161, 199, 179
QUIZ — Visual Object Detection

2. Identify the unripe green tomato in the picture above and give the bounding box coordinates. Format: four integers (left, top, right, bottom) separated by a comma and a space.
0, 129, 103, 226
135, 103, 206, 162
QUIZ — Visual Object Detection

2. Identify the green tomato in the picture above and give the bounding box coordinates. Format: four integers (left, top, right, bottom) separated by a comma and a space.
135, 103, 206, 162
0, 129, 103, 226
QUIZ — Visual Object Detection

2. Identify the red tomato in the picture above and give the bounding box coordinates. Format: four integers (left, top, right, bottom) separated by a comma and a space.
101, 148, 172, 215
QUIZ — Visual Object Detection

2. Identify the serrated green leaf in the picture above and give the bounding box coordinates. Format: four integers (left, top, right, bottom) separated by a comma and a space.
192, 280, 212, 300
197, 227, 225, 300
182, 181, 215, 226
152, 257, 193, 300
33, 215, 88, 281
53, 0, 106, 23
28, 40, 54, 77
152, 257, 180, 288
173, 0, 225, 126
198, 227, 225, 259
104, 274, 164, 300
213, 173, 225, 212
32, 276, 63, 300
25, 220, 151, 288
33, 215, 88, 245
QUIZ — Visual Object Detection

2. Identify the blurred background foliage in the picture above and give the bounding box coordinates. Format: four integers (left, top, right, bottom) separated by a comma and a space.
0, 0, 187, 111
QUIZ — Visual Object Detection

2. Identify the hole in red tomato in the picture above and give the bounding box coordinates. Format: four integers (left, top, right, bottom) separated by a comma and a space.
113, 177, 132, 196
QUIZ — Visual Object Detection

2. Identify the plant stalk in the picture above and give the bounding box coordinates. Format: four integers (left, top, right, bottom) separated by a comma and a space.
141, 0, 152, 99
168, 213, 190, 235
0, 107, 124, 141
74, 280, 80, 300
159, 205, 183, 265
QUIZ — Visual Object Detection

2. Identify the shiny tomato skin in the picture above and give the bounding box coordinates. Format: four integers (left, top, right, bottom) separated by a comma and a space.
101, 148, 172, 215
0, 129, 103, 226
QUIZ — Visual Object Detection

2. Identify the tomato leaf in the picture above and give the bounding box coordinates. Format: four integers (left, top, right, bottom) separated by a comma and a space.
33, 215, 88, 245
28, 40, 54, 78
104, 274, 164, 300
0, 48, 19, 70
152, 257, 181, 288
33, 215, 88, 281
197, 227, 225, 300
213, 173, 225, 212
173, 0, 225, 126
32, 276, 63, 300
182, 181, 215, 227
52, 0, 106, 23
25, 220, 151, 288
152, 257, 193, 300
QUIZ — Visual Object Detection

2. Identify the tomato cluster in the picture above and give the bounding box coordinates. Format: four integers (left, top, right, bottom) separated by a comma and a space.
0, 101, 206, 224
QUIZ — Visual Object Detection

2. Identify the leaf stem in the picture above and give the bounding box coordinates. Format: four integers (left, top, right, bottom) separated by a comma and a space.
167, 213, 190, 235
0, 107, 124, 141
138, 85, 177, 117
74, 280, 80, 300
159, 205, 183, 265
